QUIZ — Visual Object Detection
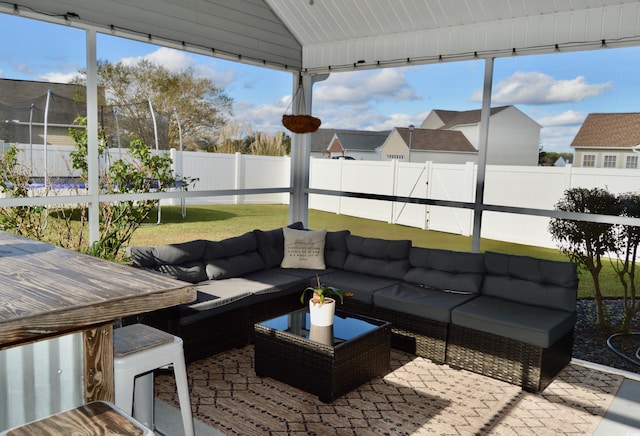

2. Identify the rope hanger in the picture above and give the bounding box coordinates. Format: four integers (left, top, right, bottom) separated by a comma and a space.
281, 80, 321, 134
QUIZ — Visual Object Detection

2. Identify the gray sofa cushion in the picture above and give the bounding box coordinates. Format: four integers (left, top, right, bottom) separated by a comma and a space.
276, 267, 339, 283
157, 262, 208, 283
451, 296, 576, 348
373, 282, 477, 323
178, 280, 256, 324
203, 232, 265, 280
127, 239, 207, 267
343, 235, 411, 279
185, 280, 254, 312
482, 251, 577, 312
404, 247, 484, 294
320, 270, 400, 304
324, 230, 350, 269
241, 269, 308, 303
254, 222, 305, 268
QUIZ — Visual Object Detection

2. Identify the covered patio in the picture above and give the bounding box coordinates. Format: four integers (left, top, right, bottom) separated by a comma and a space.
2, 1, 640, 434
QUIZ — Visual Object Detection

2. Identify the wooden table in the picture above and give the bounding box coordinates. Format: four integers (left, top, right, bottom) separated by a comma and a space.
0, 231, 195, 403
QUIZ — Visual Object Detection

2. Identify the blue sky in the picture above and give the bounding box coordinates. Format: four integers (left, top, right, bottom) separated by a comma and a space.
0, 14, 637, 154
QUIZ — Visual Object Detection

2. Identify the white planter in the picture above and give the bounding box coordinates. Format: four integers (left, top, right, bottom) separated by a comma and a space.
308, 298, 335, 326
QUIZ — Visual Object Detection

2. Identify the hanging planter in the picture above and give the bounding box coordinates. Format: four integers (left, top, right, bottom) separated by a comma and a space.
282, 81, 322, 134
282, 114, 321, 134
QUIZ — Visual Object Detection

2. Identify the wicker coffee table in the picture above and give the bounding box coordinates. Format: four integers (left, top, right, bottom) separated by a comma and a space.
254, 308, 391, 403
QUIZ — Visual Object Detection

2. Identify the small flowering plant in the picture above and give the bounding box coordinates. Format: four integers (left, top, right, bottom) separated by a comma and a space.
300, 275, 352, 304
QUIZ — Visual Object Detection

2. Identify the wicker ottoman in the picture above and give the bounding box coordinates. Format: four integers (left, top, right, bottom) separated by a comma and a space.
254, 308, 391, 403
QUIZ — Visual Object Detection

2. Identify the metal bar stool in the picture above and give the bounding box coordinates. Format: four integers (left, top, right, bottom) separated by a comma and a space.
113, 324, 195, 436
0, 401, 153, 435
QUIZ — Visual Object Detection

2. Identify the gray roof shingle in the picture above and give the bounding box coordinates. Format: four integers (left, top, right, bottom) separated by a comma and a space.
310, 129, 390, 153
397, 127, 476, 152
571, 113, 640, 148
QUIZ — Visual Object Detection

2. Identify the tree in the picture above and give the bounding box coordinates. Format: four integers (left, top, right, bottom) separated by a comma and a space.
0, 144, 47, 241
0, 117, 194, 260
548, 187, 621, 328
68, 117, 193, 259
73, 59, 233, 151
610, 192, 640, 331
213, 121, 290, 155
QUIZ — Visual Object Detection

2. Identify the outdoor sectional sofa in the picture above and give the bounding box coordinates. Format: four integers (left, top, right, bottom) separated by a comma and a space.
125, 223, 578, 392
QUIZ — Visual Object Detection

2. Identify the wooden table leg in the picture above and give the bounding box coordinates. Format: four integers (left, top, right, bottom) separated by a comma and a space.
83, 323, 114, 402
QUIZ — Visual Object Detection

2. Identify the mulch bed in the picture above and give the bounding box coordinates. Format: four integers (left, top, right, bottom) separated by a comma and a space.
574, 299, 640, 374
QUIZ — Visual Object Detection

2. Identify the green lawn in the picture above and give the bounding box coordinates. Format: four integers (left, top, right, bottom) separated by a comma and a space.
132, 204, 620, 300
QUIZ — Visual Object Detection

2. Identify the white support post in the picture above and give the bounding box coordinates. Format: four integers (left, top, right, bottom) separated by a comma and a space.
471, 58, 494, 253
86, 29, 100, 245
288, 73, 328, 227
234, 152, 242, 205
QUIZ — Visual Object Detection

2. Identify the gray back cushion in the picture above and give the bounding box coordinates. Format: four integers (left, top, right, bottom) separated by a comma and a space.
324, 230, 350, 269
404, 247, 485, 294
127, 240, 209, 283
343, 235, 411, 279
254, 222, 305, 268
157, 263, 208, 283
127, 239, 207, 267
203, 232, 265, 280
482, 251, 578, 312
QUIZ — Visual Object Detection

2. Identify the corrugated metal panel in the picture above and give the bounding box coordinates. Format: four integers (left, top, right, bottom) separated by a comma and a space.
0, 333, 83, 431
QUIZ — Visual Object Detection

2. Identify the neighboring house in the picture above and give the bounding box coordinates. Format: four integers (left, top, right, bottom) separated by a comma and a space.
553, 156, 573, 167
571, 113, 640, 168
382, 128, 477, 164
310, 129, 390, 160
380, 105, 541, 165
309, 129, 336, 158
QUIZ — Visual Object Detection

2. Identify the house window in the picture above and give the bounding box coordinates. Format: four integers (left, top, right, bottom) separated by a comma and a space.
582, 155, 596, 167
626, 155, 638, 169
603, 155, 617, 168
386, 154, 404, 160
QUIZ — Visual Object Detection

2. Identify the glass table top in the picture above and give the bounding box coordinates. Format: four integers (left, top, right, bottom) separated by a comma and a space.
258, 308, 388, 347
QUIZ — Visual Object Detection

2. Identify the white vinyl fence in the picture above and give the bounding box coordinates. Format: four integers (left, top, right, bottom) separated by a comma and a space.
4, 143, 640, 249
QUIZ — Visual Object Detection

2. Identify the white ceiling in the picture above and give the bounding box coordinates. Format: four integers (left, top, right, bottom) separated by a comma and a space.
5, 0, 640, 74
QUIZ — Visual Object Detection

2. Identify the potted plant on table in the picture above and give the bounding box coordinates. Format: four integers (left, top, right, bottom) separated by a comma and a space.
300, 275, 351, 327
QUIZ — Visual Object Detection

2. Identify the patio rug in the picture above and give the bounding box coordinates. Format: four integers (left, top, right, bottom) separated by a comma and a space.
155, 345, 623, 435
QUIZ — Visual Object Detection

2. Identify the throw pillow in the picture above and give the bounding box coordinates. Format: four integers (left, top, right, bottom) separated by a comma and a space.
281, 227, 327, 269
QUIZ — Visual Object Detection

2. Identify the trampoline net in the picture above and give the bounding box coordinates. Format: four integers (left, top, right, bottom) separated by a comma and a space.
0, 89, 172, 150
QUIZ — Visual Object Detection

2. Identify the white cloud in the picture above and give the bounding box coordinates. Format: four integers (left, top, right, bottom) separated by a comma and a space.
536, 110, 586, 127
540, 125, 581, 153
120, 47, 195, 72
118, 48, 237, 87
36, 71, 77, 83
374, 113, 415, 131
315, 69, 420, 105
16, 62, 35, 75
231, 97, 290, 133
471, 71, 612, 104
194, 64, 236, 87
536, 110, 587, 152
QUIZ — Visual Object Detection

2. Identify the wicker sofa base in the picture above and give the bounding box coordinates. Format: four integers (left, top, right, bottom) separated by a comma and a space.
372, 307, 448, 364
179, 305, 251, 362
445, 324, 574, 392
